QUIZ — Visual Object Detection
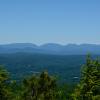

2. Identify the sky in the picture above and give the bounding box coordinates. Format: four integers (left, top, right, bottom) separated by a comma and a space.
0, 0, 100, 45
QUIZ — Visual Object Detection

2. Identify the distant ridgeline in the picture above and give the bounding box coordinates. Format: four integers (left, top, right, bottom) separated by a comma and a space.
0, 43, 100, 55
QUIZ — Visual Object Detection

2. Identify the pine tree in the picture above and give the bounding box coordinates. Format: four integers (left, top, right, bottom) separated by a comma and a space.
0, 65, 12, 100
21, 71, 57, 100
72, 56, 100, 100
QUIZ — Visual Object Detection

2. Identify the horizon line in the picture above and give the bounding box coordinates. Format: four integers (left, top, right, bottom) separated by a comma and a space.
0, 42, 100, 46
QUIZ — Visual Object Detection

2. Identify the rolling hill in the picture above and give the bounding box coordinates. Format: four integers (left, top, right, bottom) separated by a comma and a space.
0, 43, 100, 55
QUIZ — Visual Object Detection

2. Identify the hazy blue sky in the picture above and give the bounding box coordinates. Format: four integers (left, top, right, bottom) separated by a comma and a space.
0, 0, 100, 45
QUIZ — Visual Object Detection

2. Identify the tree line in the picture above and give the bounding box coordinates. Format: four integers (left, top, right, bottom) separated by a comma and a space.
0, 56, 100, 100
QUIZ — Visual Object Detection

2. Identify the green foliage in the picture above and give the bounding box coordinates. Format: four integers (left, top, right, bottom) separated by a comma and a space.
0, 65, 9, 82
21, 71, 58, 100
0, 65, 13, 100
0, 55, 100, 100
56, 84, 75, 100
72, 56, 100, 100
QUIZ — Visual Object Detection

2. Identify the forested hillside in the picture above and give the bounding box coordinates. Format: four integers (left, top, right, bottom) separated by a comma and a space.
0, 53, 88, 83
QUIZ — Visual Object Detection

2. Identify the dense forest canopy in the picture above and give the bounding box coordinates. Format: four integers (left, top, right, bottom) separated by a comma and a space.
1, 53, 100, 83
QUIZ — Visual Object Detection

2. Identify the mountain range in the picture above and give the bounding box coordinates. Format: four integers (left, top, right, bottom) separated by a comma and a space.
0, 43, 100, 55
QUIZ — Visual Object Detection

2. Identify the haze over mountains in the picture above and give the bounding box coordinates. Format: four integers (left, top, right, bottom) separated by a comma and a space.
0, 43, 100, 55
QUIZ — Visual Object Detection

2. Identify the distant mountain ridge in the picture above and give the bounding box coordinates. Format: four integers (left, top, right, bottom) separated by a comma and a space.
0, 43, 100, 55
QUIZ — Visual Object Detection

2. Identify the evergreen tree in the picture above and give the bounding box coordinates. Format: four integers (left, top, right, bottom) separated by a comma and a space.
0, 65, 12, 100
72, 56, 100, 100
21, 71, 58, 100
